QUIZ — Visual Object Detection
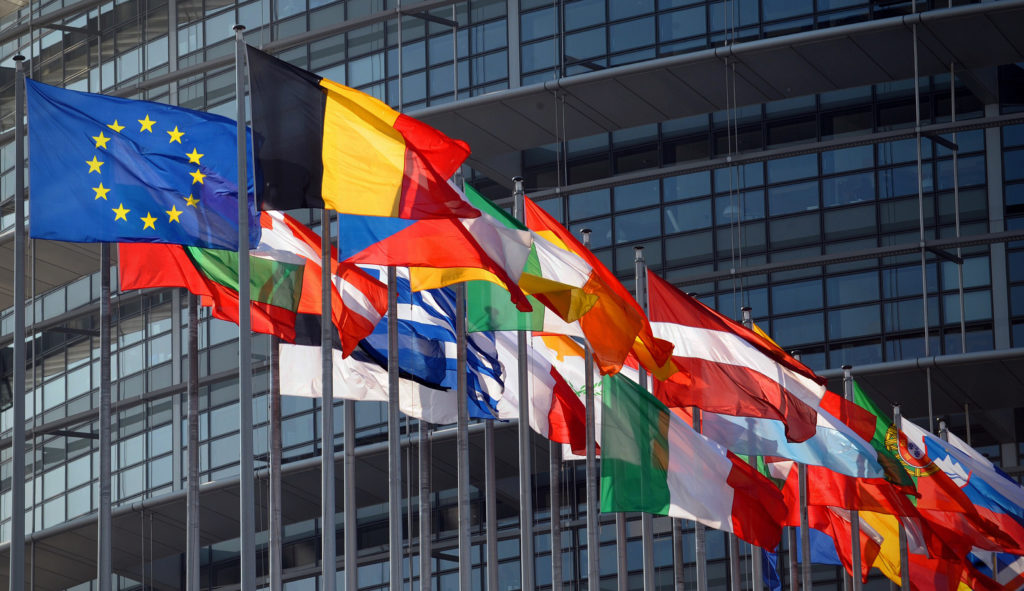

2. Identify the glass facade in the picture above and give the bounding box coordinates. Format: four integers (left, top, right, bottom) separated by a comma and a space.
0, 0, 1020, 589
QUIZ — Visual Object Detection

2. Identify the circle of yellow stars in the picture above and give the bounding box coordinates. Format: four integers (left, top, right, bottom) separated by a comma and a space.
87, 115, 207, 231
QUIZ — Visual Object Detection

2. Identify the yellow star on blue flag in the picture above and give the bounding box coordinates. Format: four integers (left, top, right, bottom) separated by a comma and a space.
26, 79, 259, 250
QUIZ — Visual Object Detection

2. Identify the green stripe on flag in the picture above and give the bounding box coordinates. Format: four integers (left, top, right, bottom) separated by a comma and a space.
853, 381, 916, 490
186, 247, 305, 311
600, 373, 672, 514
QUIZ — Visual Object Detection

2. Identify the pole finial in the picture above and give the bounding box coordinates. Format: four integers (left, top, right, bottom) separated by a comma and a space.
233, 24, 246, 32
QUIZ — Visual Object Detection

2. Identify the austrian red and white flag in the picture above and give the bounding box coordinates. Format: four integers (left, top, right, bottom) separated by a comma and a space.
647, 271, 822, 443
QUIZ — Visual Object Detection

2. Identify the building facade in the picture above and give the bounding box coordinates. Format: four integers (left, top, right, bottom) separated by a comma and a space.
0, 0, 1022, 588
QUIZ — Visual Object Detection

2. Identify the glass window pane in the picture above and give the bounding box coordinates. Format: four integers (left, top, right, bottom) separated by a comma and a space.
569, 189, 610, 220
829, 305, 881, 339
609, 17, 653, 53
615, 180, 659, 211
769, 213, 821, 249
822, 145, 874, 175
767, 154, 817, 183
664, 200, 711, 234
822, 172, 875, 207
659, 6, 705, 41
768, 181, 819, 215
827, 272, 880, 306
614, 209, 661, 244
664, 170, 711, 202
664, 231, 713, 266
772, 312, 825, 347
772, 280, 822, 315
570, 218, 612, 249
715, 189, 765, 223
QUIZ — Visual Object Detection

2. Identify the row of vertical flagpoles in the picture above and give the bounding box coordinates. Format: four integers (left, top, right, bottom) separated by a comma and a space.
0, 24, 927, 591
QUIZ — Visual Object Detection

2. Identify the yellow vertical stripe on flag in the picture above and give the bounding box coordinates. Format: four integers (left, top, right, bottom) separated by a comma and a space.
319, 78, 405, 216
860, 511, 903, 586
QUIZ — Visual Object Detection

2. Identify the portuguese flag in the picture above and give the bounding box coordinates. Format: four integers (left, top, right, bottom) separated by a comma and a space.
246, 46, 478, 220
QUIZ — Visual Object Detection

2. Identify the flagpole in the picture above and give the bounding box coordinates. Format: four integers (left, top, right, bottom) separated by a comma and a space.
99, 246, 112, 591
321, 210, 337, 591
484, 417, 499, 591
616, 514, 627, 589
10, 53, 26, 591
187, 295, 202, 591
512, 176, 536, 591
455, 281, 472, 590
792, 350, 812, 591
419, 420, 431, 591
693, 407, 709, 591
388, 266, 403, 591
634, 247, 655, 591
672, 520, 684, 591
580, 228, 600, 591
342, 233, 358, 591
550, 440, 562, 591
740, 308, 763, 591
786, 526, 798, 591
893, 404, 911, 591
233, 25, 256, 591
269, 334, 283, 591
344, 395, 358, 590
843, 366, 862, 591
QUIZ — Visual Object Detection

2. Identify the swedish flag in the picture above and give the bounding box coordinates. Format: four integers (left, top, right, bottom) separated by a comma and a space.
26, 79, 259, 250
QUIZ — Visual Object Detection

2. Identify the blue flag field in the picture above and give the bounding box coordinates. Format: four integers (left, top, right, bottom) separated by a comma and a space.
26, 79, 259, 249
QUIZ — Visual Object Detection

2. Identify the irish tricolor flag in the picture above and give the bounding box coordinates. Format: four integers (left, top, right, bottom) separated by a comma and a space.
600, 372, 787, 549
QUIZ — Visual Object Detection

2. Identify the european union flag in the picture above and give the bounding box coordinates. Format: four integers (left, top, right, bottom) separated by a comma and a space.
26, 79, 259, 250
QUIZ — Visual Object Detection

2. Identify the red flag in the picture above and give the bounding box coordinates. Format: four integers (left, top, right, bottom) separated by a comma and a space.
648, 271, 820, 442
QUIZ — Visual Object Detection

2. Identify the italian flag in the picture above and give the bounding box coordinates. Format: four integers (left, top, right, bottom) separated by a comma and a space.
600, 372, 787, 549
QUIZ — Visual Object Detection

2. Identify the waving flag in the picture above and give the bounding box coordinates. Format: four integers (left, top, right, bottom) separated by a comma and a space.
901, 419, 1024, 554
492, 332, 588, 451
119, 211, 387, 354
27, 79, 259, 249
337, 183, 532, 311
246, 46, 477, 220
524, 197, 673, 375
648, 271, 820, 443
600, 372, 787, 549
279, 267, 505, 422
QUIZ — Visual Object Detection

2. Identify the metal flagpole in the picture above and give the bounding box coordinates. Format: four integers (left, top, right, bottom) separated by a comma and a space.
843, 366, 862, 591
269, 334, 283, 591
693, 408, 708, 591
321, 210, 337, 590
187, 296, 202, 591
388, 266, 403, 591
455, 282, 472, 590
791, 351, 811, 591
484, 420, 498, 591
580, 228, 600, 591
616, 515, 627, 588
740, 308, 763, 591
672, 520, 684, 591
550, 441, 562, 591
99, 249, 112, 590
512, 176, 536, 591
635, 248, 655, 591
419, 420, 431, 590
893, 404, 911, 590
10, 53, 26, 591
787, 526, 798, 591
344, 396, 358, 590
341, 214, 358, 591
233, 25, 256, 591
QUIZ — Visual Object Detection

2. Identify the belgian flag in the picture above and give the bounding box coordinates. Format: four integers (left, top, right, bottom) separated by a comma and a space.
246, 46, 479, 220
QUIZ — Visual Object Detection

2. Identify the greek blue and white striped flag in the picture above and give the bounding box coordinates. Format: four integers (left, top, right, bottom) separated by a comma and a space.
278, 267, 504, 425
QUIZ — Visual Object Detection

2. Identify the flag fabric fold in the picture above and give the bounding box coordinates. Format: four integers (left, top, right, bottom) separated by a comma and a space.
524, 197, 674, 375
599, 372, 787, 549
336, 183, 532, 312
647, 270, 820, 443
246, 46, 477, 220
27, 79, 259, 249
119, 211, 387, 354
492, 331, 588, 451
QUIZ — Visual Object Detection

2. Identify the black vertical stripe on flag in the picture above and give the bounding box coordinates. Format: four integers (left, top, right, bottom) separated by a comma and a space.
247, 46, 327, 211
